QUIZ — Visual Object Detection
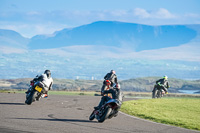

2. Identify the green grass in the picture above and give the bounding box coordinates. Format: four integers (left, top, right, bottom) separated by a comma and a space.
121, 98, 200, 131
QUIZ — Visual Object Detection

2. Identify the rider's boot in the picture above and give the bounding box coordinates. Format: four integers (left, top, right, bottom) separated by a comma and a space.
36, 93, 42, 101
42, 94, 48, 98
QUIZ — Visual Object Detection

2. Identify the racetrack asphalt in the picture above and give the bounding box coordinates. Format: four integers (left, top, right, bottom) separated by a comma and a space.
0, 93, 199, 133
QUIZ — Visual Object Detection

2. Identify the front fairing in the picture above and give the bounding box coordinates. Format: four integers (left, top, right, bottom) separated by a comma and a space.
104, 99, 122, 109
107, 99, 121, 105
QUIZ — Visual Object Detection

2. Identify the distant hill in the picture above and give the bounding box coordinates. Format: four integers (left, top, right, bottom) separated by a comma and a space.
0, 21, 200, 80
28, 21, 197, 51
0, 29, 29, 49
0, 77, 200, 93
0, 21, 199, 52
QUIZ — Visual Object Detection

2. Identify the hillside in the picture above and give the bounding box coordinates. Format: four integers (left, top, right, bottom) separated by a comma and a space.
0, 29, 29, 49
28, 21, 197, 51
0, 77, 200, 93
0, 21, 200, 80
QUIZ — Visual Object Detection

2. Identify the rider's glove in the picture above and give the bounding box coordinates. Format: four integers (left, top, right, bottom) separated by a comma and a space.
116, 84, 118, 88
101, 91, 104, 96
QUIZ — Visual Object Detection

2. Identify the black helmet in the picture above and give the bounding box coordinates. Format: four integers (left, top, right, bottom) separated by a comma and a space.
44, 70, 51, 78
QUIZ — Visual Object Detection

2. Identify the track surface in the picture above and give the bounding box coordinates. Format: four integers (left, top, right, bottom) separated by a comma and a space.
0, 93, 199, 133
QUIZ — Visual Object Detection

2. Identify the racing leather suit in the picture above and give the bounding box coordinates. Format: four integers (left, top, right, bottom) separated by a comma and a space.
97, 88, 120, 109
154, 78, 169, 92
34, 74, 53, 92
101, 72, 118, 91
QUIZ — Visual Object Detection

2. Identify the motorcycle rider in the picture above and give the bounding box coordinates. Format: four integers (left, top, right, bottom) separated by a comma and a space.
152, 75, 169, 94
26, 70, 53, 99
94, 84, 122, 116
101, 70, 118, 92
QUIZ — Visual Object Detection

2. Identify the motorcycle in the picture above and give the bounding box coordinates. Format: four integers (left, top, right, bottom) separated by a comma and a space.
152, 83, 168, 98
25, 80, 47, 105
89, 91, 123, 123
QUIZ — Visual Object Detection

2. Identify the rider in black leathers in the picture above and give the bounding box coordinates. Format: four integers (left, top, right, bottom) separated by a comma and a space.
152, 75, 169, 93
101, 70, 118, 92
94, 84, 121, 111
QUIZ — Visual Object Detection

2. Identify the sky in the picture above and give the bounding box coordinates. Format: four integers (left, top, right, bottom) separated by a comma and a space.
0, 0, 200, 38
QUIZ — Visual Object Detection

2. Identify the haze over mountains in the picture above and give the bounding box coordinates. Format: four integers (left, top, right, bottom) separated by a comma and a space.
0, 21, 200, 80
28, 21, 197, 51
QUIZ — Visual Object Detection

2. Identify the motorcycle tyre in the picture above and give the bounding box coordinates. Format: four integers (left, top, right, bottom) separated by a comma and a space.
156, 90, 162, 98
25, 91, 35, 105
89, 111, 95, 121
152, 90, 156, 98
98, 107, 112, 123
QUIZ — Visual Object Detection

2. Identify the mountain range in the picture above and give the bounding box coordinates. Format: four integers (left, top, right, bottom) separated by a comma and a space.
0, 21, 200, 80
28, 21, 197, 51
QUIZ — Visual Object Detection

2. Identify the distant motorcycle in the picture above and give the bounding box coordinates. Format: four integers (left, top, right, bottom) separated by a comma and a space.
89, 92, 123, 123
25, 80, 47, 105
152, 83, 168, 98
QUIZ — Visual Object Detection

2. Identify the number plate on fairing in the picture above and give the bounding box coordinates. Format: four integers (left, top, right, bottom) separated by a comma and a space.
35, 86, 42, 92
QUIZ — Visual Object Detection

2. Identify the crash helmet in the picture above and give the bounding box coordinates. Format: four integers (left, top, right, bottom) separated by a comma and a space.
163, 75, 168, 80
110, 70, 116, 74
105, 80, 111, 86
44, 70, 51, 78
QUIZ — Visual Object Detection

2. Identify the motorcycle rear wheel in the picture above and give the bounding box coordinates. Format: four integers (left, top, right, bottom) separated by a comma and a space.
25, 91, 35, 105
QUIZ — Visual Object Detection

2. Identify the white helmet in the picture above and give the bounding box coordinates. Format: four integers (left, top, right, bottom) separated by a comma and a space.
163, 75, 168, 80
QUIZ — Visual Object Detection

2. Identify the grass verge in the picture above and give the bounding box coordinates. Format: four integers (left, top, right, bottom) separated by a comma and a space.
120, 98, 200, 131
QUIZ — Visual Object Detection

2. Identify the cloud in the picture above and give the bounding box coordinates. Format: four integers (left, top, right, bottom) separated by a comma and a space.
0, 8, 177, 24
110, 10, 127, 17
0, 22, 69, 38
133, 8, 150, 18
133, 8, 176, 19
184, 13, 200, 18
0, 8, 199, 37
154, 8, 176, 19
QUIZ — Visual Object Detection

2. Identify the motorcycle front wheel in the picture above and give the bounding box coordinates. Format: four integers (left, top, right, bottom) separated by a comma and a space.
89, 111, 95, 121
98, 107, 112, 123
152, 90, 156, 98
156, 90, 162, 98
